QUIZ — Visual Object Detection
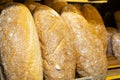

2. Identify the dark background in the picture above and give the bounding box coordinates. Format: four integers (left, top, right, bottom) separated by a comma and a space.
97, 0, 120, 28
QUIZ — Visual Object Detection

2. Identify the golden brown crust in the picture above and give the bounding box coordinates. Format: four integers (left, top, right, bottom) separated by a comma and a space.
51, 0, 68, 14
81, 4, 104, 25
61, 8, 107, 79
73, 3, 82, 11
0, 3, 43, 80
61, 4, 82, 15
81, 4, 107, 57
33, 4, 76, 80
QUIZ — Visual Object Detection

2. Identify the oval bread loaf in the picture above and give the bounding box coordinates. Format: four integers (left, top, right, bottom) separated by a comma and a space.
0, 3, 43, 80
61, 5, 107, 79
33, 4, 76, 80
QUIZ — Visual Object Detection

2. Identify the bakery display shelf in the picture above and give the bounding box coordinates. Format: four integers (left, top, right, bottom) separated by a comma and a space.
106, 69, 120, 80
107, 56, 120, 69
66, 0, 107, 3
106, 56, 120, 80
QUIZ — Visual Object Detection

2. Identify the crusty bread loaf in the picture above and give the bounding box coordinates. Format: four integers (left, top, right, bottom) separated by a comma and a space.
62, 4, 82, 15
51, 0, 68, 14
33, 4, 76, 80
81, 4, 107, 53
61, 6, 107, 79
106, 27, 118, 56
0, 2, 43, 80
114, 10, 120, 32
112, 33, 120, 59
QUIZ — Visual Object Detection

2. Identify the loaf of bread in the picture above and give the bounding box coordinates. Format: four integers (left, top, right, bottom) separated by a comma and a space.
33, 4, 76, 80
51, 0, 68, 13
61, 4, 82, 15
0, 2, 43, 80
112, 33, 120, 59
81, 4, 107, 53
61, 5, 107, 79
106, 27, 118, 56
114, 10, 120, 32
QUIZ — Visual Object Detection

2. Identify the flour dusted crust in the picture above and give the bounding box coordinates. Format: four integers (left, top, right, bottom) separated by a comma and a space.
81, 4, 107, 53
61, 6, 107, 79
106, 27, 118, 56
33, 4, 76, 80
112, 33, 120, 59
0, 3, 43, 80
61, 4, 82, 15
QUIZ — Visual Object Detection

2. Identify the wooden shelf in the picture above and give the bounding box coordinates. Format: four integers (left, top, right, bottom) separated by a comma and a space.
106, 56, 120, 80
107, 56, 120, 69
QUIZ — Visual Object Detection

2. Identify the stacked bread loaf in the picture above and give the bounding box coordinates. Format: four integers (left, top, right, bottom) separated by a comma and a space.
0, 2, 43, 80
0, 1, 109, 80
33, 4, 76, 80
61, 4, 107, 80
